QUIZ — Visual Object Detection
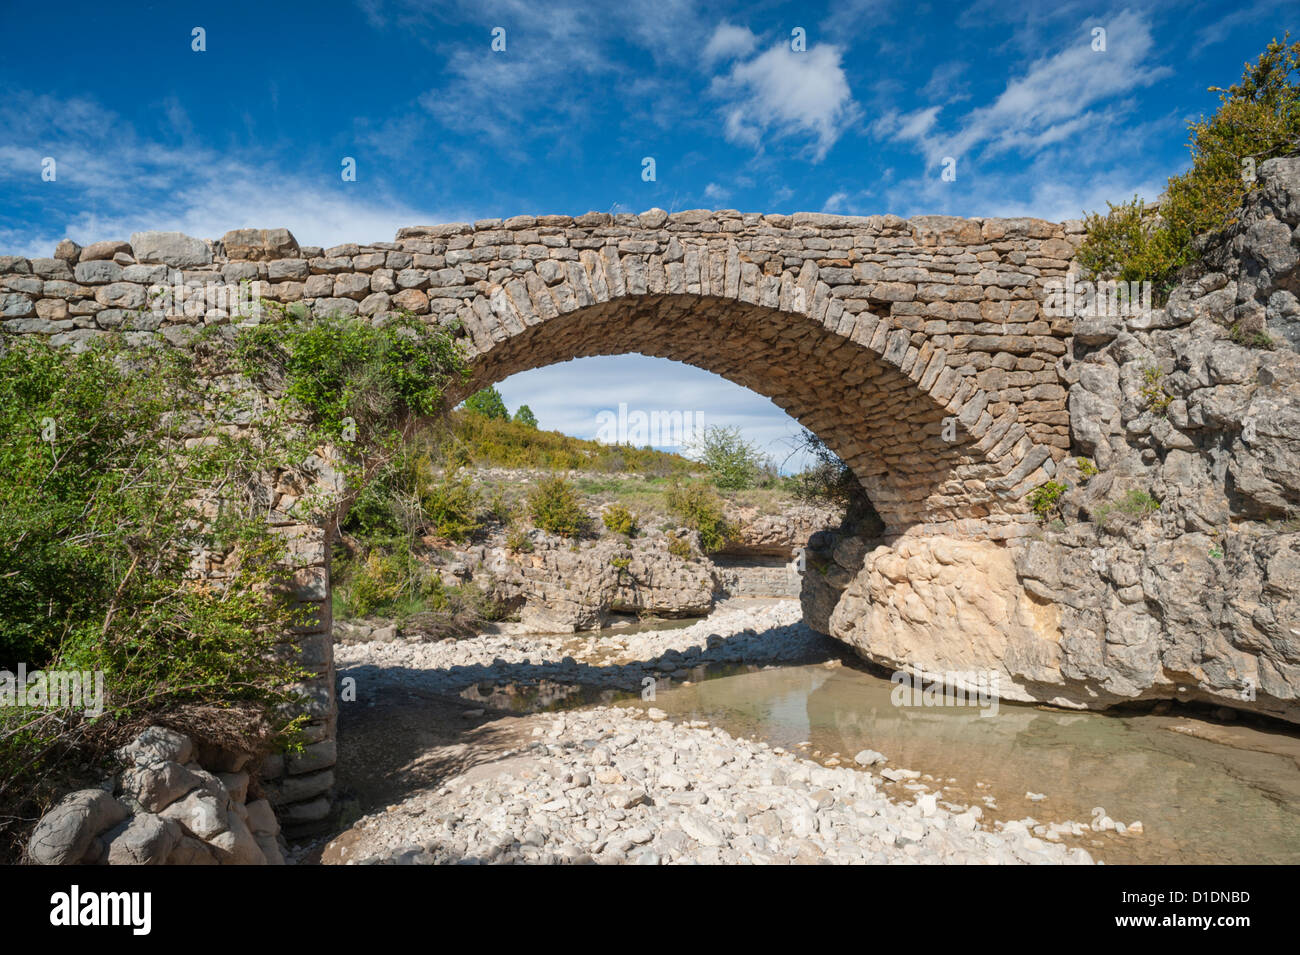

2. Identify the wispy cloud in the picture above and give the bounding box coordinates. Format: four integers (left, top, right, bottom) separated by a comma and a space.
494, 355, 814, 467
0, 92, 467, 257
876, 8, 1172, 170
709, 38, 860, 161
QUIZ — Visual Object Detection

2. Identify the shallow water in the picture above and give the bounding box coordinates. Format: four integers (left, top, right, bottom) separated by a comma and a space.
632, 662, 1300, 865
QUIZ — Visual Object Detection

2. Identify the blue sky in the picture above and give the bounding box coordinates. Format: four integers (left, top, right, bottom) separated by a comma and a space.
0, 0, 1285, 465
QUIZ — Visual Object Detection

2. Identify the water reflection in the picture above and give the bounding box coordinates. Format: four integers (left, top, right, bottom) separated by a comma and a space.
639, 663, 1300, 865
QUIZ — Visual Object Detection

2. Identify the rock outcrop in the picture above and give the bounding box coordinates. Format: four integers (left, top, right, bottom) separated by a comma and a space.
807, 156, 1300, 723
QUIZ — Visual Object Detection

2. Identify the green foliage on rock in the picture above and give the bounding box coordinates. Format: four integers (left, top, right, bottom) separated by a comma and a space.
1140, 366, 1173, 416
1078, 36, 1300, 294
528, 476, 590, 538
1028, 480, 1068, 522
665, 481, 732, 553
602, 503, 638, 537
237, 311, 468, 446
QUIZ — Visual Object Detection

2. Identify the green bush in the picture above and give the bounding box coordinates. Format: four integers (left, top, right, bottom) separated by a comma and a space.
666, 532, 693, 560
1077, 37, 1300, 296
237, 311, 467, 444
1139, 367, 1173, 416
505, 526, 534, 552
513, 404, 539, 428
602, 503, 638, 537
665, 481, 732, 552
689, 425, 767, 490
1028, 480, 1068, 522
0, 334, 320, 856
415, 464, 482, 543
1076, 457, 1099, 480
528, 476, 590, 537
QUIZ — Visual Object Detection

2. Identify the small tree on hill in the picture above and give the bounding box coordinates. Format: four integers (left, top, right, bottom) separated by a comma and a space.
463, 386, 508, 420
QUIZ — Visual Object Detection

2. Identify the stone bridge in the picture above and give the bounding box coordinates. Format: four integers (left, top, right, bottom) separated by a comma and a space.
2, 210, 1079, 537
0, 209, 1086, 831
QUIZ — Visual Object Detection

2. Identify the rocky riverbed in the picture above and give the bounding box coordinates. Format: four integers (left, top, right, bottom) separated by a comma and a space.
323, 704, 1097, 865
334, 599, 828, 698
323, 599, 1104, 865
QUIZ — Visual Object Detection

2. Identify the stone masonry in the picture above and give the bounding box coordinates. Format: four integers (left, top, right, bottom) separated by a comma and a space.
0, 209, 1083, 833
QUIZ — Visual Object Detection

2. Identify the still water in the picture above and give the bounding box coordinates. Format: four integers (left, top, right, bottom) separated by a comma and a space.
633, 662, 1300, 865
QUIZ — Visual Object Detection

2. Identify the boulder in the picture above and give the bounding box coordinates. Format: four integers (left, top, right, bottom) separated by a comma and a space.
27, 789, 128, 865
129, 231, 212, 267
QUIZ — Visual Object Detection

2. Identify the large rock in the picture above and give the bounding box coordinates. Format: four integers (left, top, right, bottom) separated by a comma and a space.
220, 228, 299, 261
102, 812, 182, 865
463, 530, 718, 632
119, 760, 204, 813
805, 155, 1300, 723
129, 231, 212, 267
27, 789, 128, 864
116, 725, 194, 768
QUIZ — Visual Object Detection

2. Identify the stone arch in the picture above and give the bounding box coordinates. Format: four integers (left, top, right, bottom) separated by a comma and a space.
460, 293, 1024, 537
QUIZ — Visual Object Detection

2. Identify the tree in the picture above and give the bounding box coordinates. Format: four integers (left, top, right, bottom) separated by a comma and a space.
463, 386, 508, 420
689, 424, 766, 490
513, 404, 539, 428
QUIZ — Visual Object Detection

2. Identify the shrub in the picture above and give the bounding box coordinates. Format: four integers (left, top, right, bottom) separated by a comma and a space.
689, 425, 767, 490
0, 333, 330, 857
1028, 480, 1068, 522
343, 550, 405, 617
505, 526, 534, 553
513, 404, 539, 428
666, 532, 693, 560
1077, 37, 1300, 296
236, 312, 467, 445
787, 428, 877, 521
1076, 457, 1099, 480
665, 481, 732, 552
416, 465, 482, 543
1140, 367, 1172, 416
1094, 489, 1161, 526
528, 476, 589, 537
1119, 489, 1161, 516
1230, 323, 1276, 349
602, 503, 638, 536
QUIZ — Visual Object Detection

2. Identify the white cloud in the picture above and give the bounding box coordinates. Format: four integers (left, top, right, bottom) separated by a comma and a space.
493, 355, 815, 469
878, 8, 1172, 169
0, 93, 471, 257
704, 22, 758, 64
711, 42, 859, 161
703, 182, 732, 203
